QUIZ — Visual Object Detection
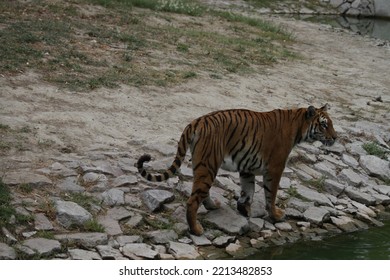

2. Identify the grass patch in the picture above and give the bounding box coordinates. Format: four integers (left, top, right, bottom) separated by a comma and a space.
0, 0, 296, 90
307, 176, 326, 192
363, 142, 388, 159
0, 179, 16, 227
83, 219, 105, 232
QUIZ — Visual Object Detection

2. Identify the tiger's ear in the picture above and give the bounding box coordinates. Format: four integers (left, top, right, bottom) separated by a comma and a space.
320, 103, 330, 112
306, 106, 316, 119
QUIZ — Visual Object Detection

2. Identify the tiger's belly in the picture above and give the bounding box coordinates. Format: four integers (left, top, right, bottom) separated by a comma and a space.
221, 155, 264, 175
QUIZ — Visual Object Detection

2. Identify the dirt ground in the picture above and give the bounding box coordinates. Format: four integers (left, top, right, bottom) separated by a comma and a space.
1, 13, 389, 171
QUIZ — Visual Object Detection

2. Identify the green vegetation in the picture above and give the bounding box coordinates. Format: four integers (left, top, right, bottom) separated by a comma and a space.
0, 179, 15, 227
0, 0, 295, 91
83, 219, 105, 232
308, 176, 326, 192
363, 142, 388, 159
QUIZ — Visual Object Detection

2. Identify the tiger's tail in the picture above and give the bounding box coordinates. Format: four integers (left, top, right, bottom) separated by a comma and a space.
136, 124, 192, 182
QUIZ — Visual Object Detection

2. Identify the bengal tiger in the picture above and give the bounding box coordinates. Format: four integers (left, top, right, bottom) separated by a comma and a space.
137, 104, 337, 236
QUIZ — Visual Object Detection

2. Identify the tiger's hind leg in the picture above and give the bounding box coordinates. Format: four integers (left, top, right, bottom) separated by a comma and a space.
186, 165, 218, 236
263, 170, 285, 221
237, 172, 255, 217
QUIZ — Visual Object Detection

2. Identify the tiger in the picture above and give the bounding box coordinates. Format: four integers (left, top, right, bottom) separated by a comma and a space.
137, 104, 337, 236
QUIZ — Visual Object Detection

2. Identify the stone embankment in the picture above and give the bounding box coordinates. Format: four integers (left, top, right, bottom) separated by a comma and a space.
1, 119, 390, 260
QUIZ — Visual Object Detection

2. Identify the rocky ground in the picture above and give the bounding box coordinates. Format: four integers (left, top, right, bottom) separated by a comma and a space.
1, 1, 390, 260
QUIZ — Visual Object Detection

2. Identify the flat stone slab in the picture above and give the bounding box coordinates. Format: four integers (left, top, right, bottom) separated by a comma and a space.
345, 187, 376, 206
0, 243, 17, 260
3, 171, 52, 187
141, 189, 175, 212
303, 207, 330, 225
55, 200, 92, 228
122, 243, 159, 259
360, 155, 390, 180
22, 238, 61, 256
101, 189, 125, 206
34, 213, 54, 231
69, 248, 102, 260
204, 206, 249, 235
168, 241, 200, 260
145, 230, 178, 244
295, 185, 333, 207
54, 232, 108, 248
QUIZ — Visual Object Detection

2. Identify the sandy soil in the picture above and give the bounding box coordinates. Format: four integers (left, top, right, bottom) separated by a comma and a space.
1, 16, 389, 171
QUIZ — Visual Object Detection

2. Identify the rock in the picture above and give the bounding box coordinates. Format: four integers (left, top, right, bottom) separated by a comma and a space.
225, 240, 242, 256
279, 177, 291, 189
323, 142, 346, 155
82, 172, 107, 184
22, 238, 61, 256
296, 221, 310, 228
249, 218, 265, 232
274, 222, 292, 231
303, 207, 330, 225
359, 155, 390, 180
373, 185, 390, 196
215, 176, 241, 196
3, 171, 52, 188
351, 201, 376, 218
295, 163, 322, 179
55, 200, 92, 228
346, 142, 367, 156
355, 212, 384, 227
54, 232, 108, 248
56, 177, 84, 193
69, 248, 102, 260
212, 236, 235, 247
330, 216, 359, 232
190, 234, 212, 246
204, 206, 249, 235
124, 213, 143, 228
105, 207, 133, 221
285, 207, 304, 219
122, 243, 159, 259
342, 154, 359, 168
338, 169, 364, 186
323, 179, 346, 196
96, 245, 124, 260
168, 241, 200, 259
295, 185, 333, 207
145, 230, 178, 244
1, 227, 17, 244
116, 235, 143, 246
101, 189, 125, 206
34, 213, 54, 231
112, 175, 138, 188
345, 187, 376, 206
97, 215, 122, 236
141, 189, 175, 212
287, 197, 314, 212
0, 243, 17, 260
313, 161, 337, 179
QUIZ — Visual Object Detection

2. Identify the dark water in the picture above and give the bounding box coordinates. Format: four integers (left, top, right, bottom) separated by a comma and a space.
301, 15, 390, 41
249, 221, 390, 260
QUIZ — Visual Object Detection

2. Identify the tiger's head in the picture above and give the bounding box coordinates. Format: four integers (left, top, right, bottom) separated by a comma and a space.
305, 103, 337, 146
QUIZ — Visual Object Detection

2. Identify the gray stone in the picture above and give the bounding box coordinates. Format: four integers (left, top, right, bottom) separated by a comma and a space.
168, 241, 200, 259
34, 213, 54, 231
351, 201, 376, 217
285, 207, 304, 219
295, 164, 322, 179
346, 142, 367, 156
322, 142, 346, 155
212, 236, 235, 247
303, 207, 330, 225
314, 161, 337, 179
124, 213, 143, 228
116, 235, 143, 246
373, 185, 390, 196
360, 155, 390, 180
287, 197, 315, 212
145, 229, 178, 244
106, 207, 133, 221
274, 222, 292, 231
204, 206, 249, 235
0, 243, 17, 260
215, 176, 241, 196
141, 189, 175, 212
2, 227, 17, 244
122, 243, 158, 259
23, 238, 61, 256
97, 215, 123, 236
101, 189, 125, 206
279, 177, 291, 189
345, 186, 376, 206
318, 154, 348, 168
295, 185, 333, 207
69, 248, 101, 260
330, 216, 359, 232
57, 177, 84, 193
54, 232, 108, 248
96, 245, 124, 260
342, 154, 359, 168
323, 179, 346, 196
3, 171, 52, 188
55, 200, 92, 228
112, 175, 138, 188
338, 168, 364, 186
249, 218, 265, 232
82, 172, 107, 184
190, 234, 212, 246
355, 212, 384, 227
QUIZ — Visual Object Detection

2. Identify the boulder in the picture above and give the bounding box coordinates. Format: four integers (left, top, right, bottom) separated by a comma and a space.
55, 200, 92, 228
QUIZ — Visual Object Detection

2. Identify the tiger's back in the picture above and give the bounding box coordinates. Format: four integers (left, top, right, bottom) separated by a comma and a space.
137, 105, 337, 236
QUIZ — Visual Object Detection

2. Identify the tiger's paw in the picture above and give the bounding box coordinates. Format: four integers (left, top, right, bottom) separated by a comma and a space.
271, 207, 285, 221
237, 196, 251, 217
190, 222, 204, 236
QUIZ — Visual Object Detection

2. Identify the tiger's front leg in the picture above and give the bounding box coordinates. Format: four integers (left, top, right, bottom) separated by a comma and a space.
263, 170, 285, 221
237, 172, 255, 217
